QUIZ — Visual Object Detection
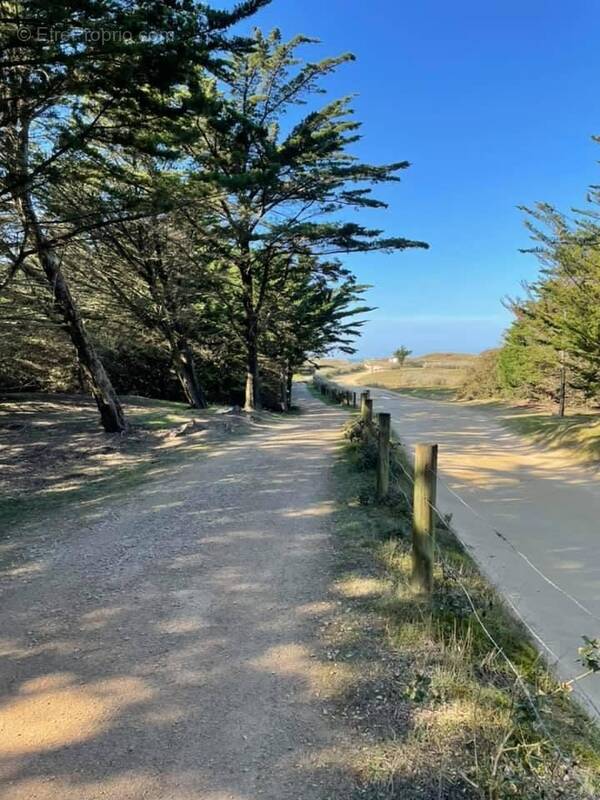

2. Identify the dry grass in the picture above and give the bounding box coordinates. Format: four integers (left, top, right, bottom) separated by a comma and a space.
315, 357, 358, 374
334, 366, 469, 399
316, 353, 479, 398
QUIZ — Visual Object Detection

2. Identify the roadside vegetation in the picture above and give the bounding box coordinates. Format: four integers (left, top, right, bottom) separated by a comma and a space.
498, 408, 600, 466
458, 341, 600, 464
323, 406, 600, 798
322, 347, 600, 465
457, 158, 600, 422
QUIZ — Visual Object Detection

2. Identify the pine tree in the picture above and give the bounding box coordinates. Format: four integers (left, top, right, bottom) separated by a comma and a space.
0, 0, 266, 429
183, 29, 428, 410
263, 255, 372, 409
513, 202, 600, 410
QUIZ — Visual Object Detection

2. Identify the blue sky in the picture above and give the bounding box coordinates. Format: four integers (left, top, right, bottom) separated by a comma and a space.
240, 0, 600, 357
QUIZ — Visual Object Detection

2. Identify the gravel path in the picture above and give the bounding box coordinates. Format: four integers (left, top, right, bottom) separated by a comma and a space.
0, 385, 355, 800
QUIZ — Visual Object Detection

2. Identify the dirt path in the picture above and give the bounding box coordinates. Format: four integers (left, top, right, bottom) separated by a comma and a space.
0, 385, 356, 800
343, 382, 600, 717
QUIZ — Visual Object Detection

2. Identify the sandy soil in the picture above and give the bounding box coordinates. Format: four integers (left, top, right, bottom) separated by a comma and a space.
0, 394, 254, 505
0, 385, 362, 800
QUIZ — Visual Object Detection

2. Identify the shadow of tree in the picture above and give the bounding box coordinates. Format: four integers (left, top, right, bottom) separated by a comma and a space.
0, 389, 375, 799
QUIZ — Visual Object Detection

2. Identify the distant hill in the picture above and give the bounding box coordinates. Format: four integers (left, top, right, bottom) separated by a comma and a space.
309, 352, 479, 379
414, 352, 478, 362
409, 352, 478, 369
319, 351, 481, 399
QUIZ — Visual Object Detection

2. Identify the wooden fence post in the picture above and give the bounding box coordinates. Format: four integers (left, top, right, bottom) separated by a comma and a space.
364, 398, 373, 425
353, 392, 357, 408
360, 392, 368, 419
411, 443, 438, 594
377, 413, 391, 500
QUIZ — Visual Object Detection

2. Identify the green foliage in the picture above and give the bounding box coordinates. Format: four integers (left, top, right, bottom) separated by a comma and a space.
494, 197, 600, 409
95, 337, 181, 401
179, 28, 427, 408
457, 349, 502, 400
0, 15, 426, 418
579, 636, 600, 674
497, 316, 559, 401
393, 345, 412, 365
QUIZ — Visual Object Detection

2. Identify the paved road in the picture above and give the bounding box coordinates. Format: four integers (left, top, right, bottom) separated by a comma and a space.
0, 387, 356, 800
341, 383, 600, 717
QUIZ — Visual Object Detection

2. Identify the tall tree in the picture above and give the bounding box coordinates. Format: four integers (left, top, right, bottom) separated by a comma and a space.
393, 345, 412, 366
52, 156, 218, 408
514, 202, 600, 411
497, 303, 559, 403
0, 0, 266, 430
184, 29, 428, 410
263, 255, 372, 409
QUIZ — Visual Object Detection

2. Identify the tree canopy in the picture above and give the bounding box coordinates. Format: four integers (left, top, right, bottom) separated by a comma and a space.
0, 12, 427, 424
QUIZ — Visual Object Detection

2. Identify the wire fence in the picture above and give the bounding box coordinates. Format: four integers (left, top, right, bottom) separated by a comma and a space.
316, 374, 600, 633
314, 374, 600, 794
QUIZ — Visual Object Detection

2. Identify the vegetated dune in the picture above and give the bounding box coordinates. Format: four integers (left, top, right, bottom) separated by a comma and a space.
409, 352, 479, 368
329, 352, 479, 396
313, 357, 357, 373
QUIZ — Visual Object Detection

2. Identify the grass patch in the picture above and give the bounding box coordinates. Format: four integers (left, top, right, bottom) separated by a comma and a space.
0, 455, 174, 534
323, 409, 600, 798
372, 385, 458, 401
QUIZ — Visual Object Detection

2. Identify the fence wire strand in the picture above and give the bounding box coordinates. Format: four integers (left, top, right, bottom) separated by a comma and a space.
393, 456, 591, 790
433, 469, 600, 625
318, 374, 600, 626
315, 378, 597, 793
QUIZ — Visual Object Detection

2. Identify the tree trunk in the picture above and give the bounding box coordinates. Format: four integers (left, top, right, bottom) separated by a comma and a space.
136, 242, 208, 411
244, 342, 261, 411
173, 340, 207, 409
278, 368, 288, 412
239, 244, 262, 412
13, 116, 126, 432
286, 367, 293, 409
19, 197, 127, 432
558, 355, 566, 418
